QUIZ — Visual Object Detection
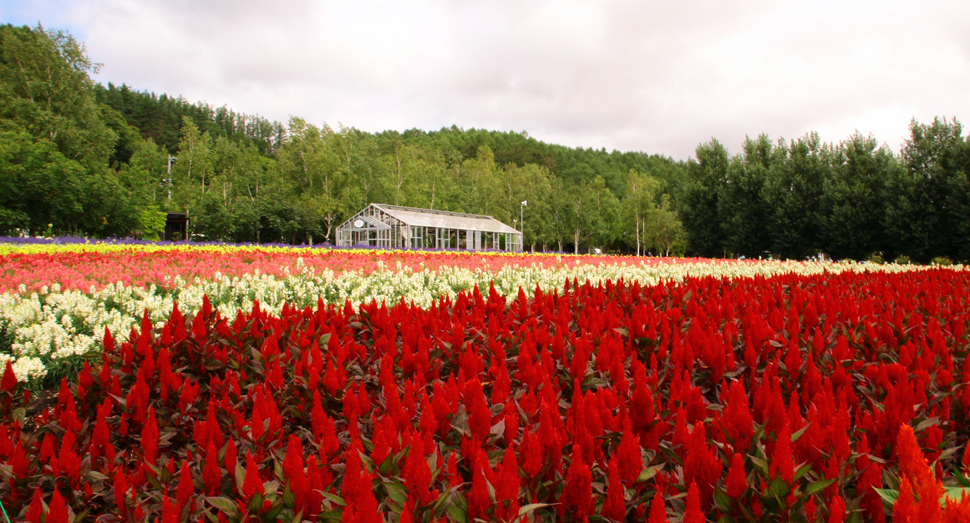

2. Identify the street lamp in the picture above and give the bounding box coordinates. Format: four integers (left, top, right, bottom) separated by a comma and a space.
520, 200, 527, 250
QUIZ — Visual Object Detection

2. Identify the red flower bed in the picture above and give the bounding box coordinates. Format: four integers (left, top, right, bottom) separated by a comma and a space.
1, 269, 970, 521
0, 246, 710, 294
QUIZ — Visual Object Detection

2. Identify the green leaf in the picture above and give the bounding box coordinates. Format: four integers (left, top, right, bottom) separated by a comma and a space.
793, 463, 812, 482
804, 478, 837, 497
767, 475, 789, 499
636, 465, 663, 483
234, 463, 245, 494
791, 423, 810, 442
87, 471, 110, 481
955, 471, 970, 488
943, 487, 970, 504
74, 508, 90, 522
873, 487, 899, 505
915, 417, 938, 432
714, 486, 733, 512
446, 491, 469, 523
383, 481, 408, 506
749, 455, 770, 476
265, 502, 284, 521
320, 490, 346, 507
205, 496, 239, 517
517, 503, 551, 517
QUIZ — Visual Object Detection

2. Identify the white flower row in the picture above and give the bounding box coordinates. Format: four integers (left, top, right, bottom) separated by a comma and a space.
0, 259, 953, 382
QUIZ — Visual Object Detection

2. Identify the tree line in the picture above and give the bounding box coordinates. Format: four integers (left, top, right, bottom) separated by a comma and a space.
0, 24, 687, 254
1, 23, 967, 262
682, 122, 970, 263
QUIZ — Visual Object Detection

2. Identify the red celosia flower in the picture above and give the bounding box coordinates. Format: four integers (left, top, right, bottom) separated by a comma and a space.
855, 438, 886, 523
60, 394, 82, 435
648, 490, 667, 523
467, 459, 492, 522
943, 491, 970, 522
895, 423, 943, 522
141, 406, 159, 466
496, 443, 520, 521
893, 476, 918, 523
241, 451, 264, 501
560, 447, 593, 523
204, 441, 222, 495
46, 490, 69, 523
1, 361, 17, 392
502, 402, 518, 446
726, 451, 747, 500
58, 436, 81, 486
306, 454, 325, 518
629, 360, 656, 446
24, 488, 43, 523
370, 417, 394, 467
40, 434, 56, 464
682, 425, 722, 508
282, 434, 305, 484
616, 416, 643, 486
521, 429, 543, 478
683, 482, 704, 523
602, 454, 625, 522
323, 357, 341, 395
161, 495, 179, 523
267, 358, 284, 390
770, 421, 794, 485
400, 500, 415, 523
464, 378, 492, 440
828, 494, 845, 523
177, 459, 194, 510
720, 380, 754, 451
114, 470, 128, 511
403, 436, 433, 505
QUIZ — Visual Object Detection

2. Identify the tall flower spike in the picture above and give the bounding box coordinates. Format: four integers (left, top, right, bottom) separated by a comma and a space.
683, 482, 704, 523
241, 451, 264, 502
828, 494, 845, 523
602, 454, 626, 522
893, 476, 917, 523
726, 451, 747, 500
24, 488, 44, 523
560, 446, 593, 522
1, 361, 17, 392
895, 423, 943, 522
204, 441, 222, 495
648, 490, 667, 523
46, 490, 69, 523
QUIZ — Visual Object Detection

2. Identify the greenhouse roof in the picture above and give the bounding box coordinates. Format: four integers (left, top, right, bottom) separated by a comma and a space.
372, 204, 519, 234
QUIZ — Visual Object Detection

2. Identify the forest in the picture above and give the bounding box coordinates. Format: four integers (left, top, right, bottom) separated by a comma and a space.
1, 23, 968, 262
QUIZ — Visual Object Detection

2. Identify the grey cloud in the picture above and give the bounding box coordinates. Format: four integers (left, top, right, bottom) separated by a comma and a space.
5, 0, 970, 159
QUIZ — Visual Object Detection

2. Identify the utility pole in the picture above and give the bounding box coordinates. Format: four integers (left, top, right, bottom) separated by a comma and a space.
166, 156, 177, 200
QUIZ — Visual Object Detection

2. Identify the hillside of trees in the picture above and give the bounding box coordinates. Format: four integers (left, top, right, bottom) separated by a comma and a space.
1, 23, 968, 262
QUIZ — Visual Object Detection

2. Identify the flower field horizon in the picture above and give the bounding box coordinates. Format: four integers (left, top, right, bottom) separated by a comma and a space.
1, 241, 970, 522
0, 242, 942, 384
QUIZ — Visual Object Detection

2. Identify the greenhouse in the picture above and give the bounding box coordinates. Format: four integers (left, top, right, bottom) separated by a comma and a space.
335, 203, 522, 251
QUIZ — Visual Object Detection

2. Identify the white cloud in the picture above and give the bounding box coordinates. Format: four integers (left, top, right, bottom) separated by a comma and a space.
2, 0, 969, 159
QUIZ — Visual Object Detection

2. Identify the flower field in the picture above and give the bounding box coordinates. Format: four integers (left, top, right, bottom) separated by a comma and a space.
0, 243, 918, 384
1, 243, 969, 522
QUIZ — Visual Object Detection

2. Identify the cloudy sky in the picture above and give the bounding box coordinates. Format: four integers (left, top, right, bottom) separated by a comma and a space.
3, 0, 968, 160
